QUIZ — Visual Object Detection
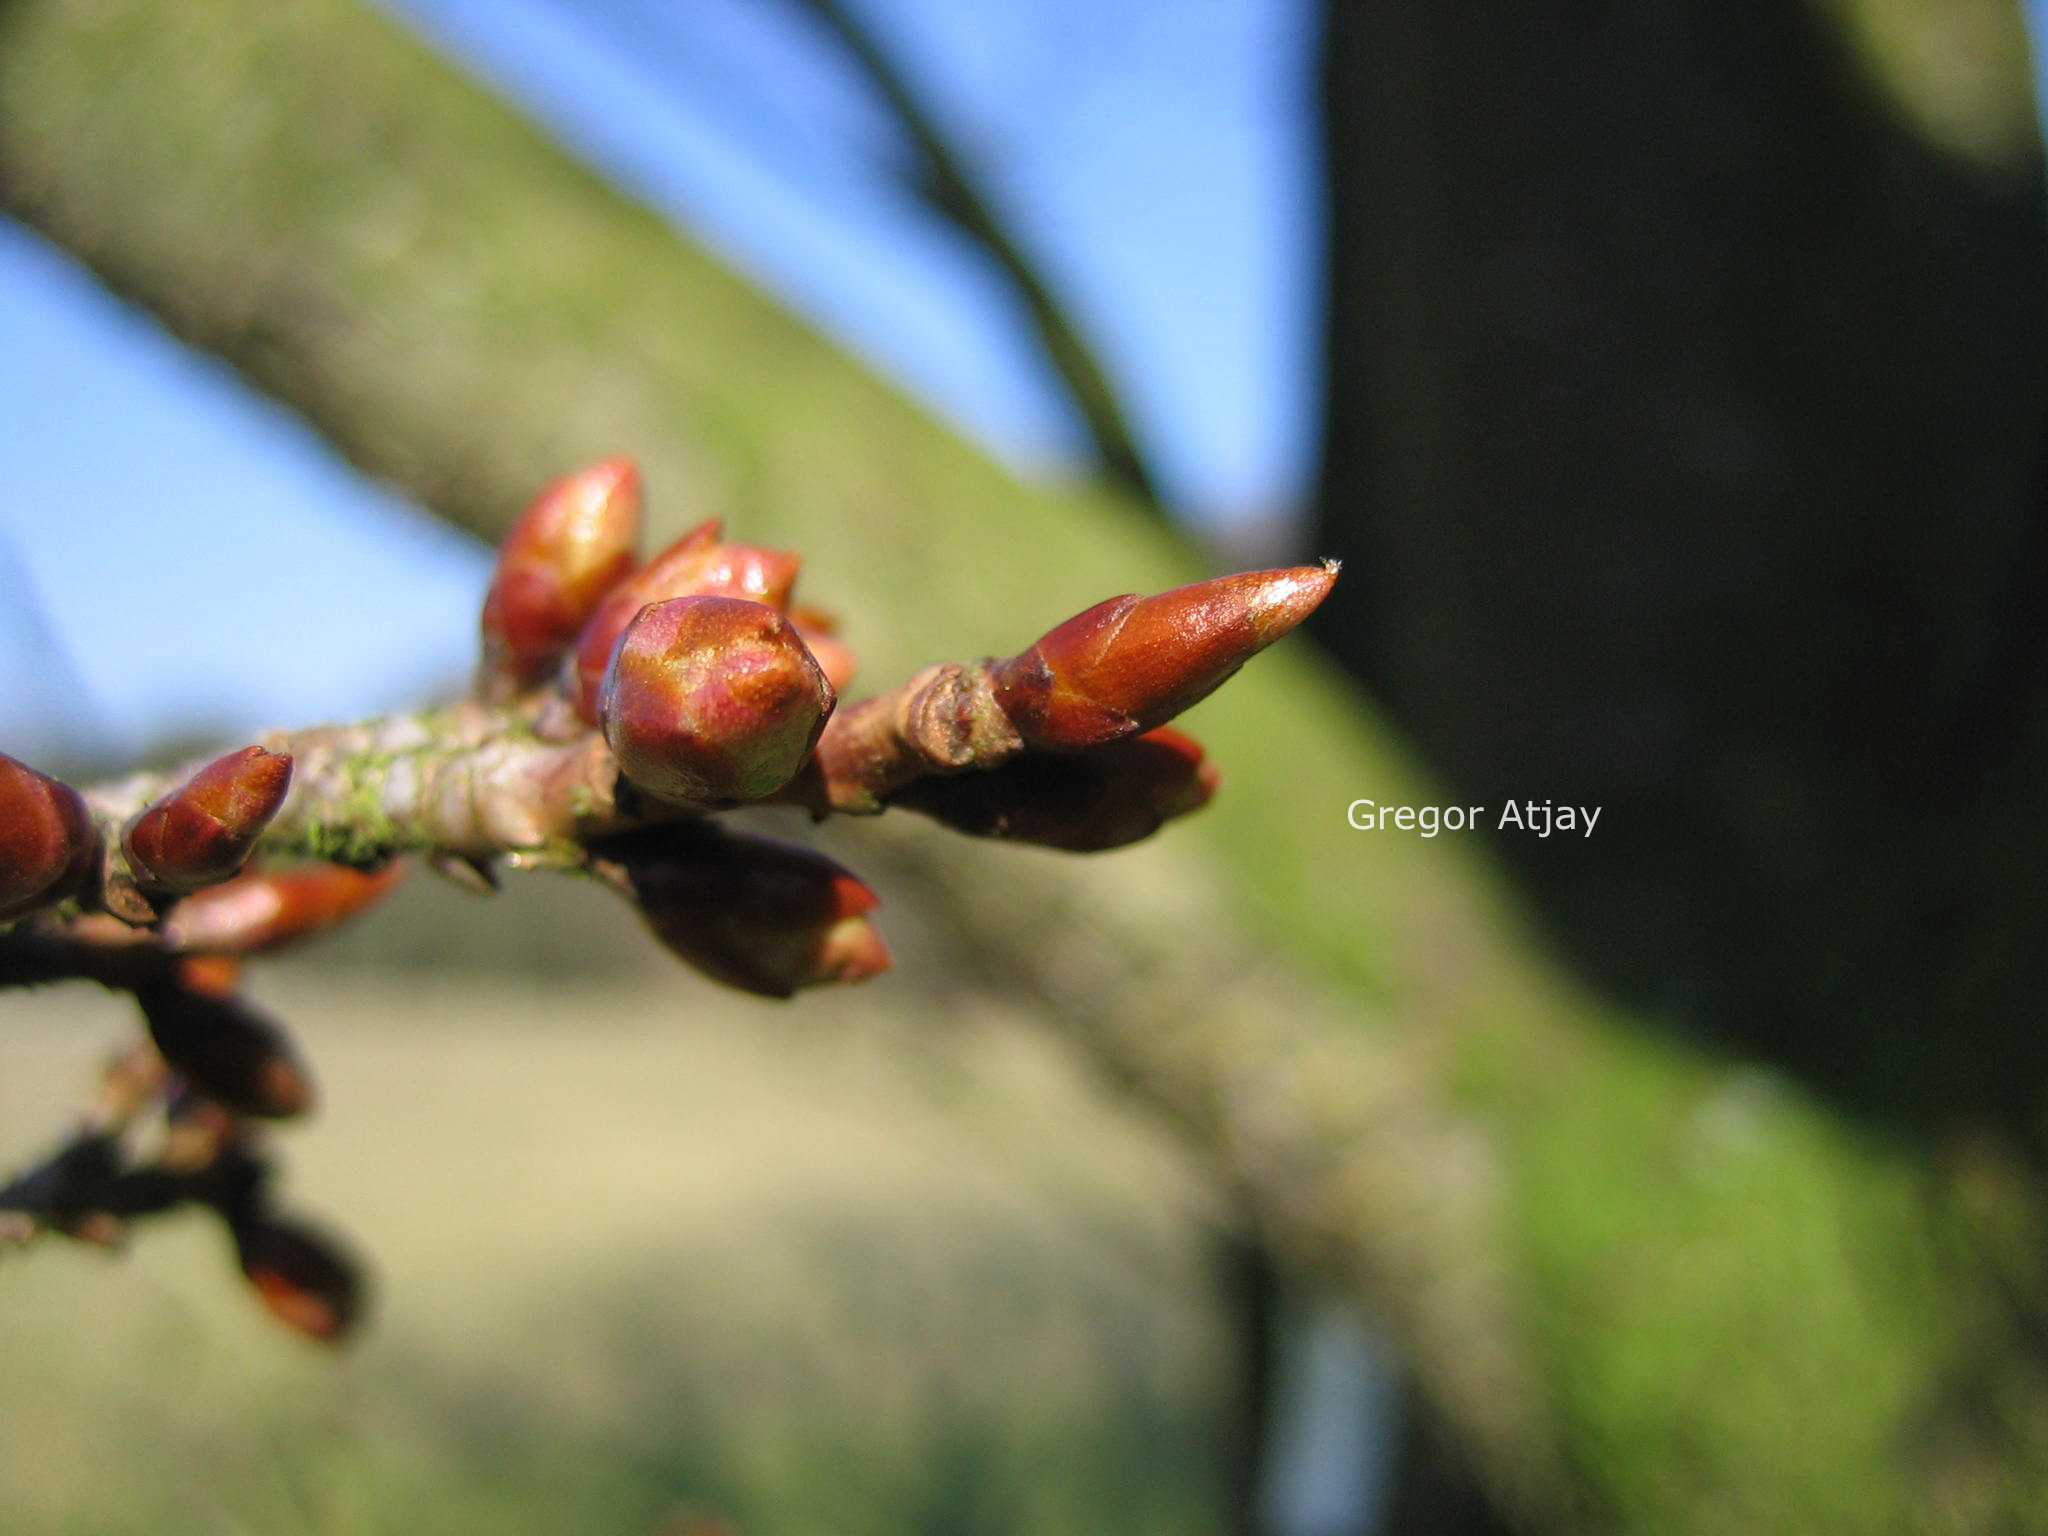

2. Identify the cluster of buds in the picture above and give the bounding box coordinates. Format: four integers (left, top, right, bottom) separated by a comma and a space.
0, 457, 1336, 1339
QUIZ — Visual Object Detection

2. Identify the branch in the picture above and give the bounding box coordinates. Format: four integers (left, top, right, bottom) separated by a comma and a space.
788, 0, 1167, 512
0, 458, 1339, 1353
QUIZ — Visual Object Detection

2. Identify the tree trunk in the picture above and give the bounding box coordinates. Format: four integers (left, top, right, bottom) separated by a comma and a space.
1314, 0, 2048, 1129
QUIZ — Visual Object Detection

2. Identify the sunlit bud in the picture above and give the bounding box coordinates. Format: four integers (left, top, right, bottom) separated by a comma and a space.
600, 596, 835, 805
0, 752, 96, 922
791, 605, 858, 693
135, 976, 316, 1119
124, 747, 292, 895
696, 542, 801, 610
176, 953, 244, 997
162, 860, 406, 954
232, 1214, 365, 1343
890, 726, 1219, 851
479, 457, 643, 699
569, 516, 725, 719
598, 823, 891, 998
993, 563, 1338, 750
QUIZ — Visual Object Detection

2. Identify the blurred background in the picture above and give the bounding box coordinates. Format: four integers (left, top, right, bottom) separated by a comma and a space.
5, 1, 2048, 1532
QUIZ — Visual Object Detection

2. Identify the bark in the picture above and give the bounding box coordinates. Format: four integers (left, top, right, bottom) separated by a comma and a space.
4, 1, 2045, 1528
1313, 0, 2048, 1129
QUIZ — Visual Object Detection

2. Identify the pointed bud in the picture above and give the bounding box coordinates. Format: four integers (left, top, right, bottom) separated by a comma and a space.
479, 457, 643, 699
0, 752, 97, 922
570, 524, 806, 721
791, 605, 858, 693
890, 726, 1219, 851
596, 823, 891, 998
162, 860, 406, 955
993, 563, 1338, 750
573, 528, 811, 724
136, 976, 315, 1119
569, 517, 723, 719
232, 1214, 365, 1342
600, 597, 835, 805
124, 747, 292, 895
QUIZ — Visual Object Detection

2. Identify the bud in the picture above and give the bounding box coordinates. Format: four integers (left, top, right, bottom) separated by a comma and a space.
159, 1088, 242, 1174
791, 605, 858, 693
135, 976, 316, 1119
0, 752, 96, 921
570, 522, 804, 720
479, 457, 643, 698
569, 517, 722, 719
600, 597, 834, 805
124, 747, 292, 895
232, 1213, 365, 1342
890, 727, 1219, 851
162, 860, 406, 955
597, 823, 892, 998
993, 563, 1339, 750
94, 1040, 170, 1128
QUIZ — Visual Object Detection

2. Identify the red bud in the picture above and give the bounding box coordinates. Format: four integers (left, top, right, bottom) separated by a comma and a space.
124, 747, 292, 894
569, 517, 723, 719
479, 458, 643, 698
136, 975, 316, 1119
791, 605, 858, 693
993, 563, 1338, 750
569, 523, 807, 721
162, 860, 406, 955
598, 823, 891, 998
890, 726, 1219, 851
600, 596, 835, 805
0, 753, 96, 921
233, 1215, 365, 1342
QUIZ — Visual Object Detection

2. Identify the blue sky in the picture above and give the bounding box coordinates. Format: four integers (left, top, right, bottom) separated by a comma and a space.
0, 0, 1316, 766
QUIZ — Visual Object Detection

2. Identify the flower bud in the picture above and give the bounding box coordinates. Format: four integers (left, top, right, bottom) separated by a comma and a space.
124, 747, 292, 895
232, 1213, 365, 1342
480, 457, 643, 699
890, 726, 1219, 851
162, 860, 406, 955
596, 823, 891, 998
569, 522, 804, 720
136, 976, 316, 1119
791, 605, 858, 693
600, 597, 834, 805
993, 563, 1338, 750
569, 517, 722, 719
0, 752, 96, 922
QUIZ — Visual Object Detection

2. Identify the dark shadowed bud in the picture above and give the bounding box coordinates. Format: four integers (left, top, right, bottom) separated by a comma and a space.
601, 596, 835, 804
124, 747, 293, 895
890, 725, 1220, 851
597, 822, 891, 997
162, 860, 406, 954
480, 457, 643, 699
94, 1040, 170, 1128
0, 752, 97, 922
232, 1213, 365, 1342
159, 1088, 242, 1174
135, 975, 316, 1119
993, 563, 1338, 750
